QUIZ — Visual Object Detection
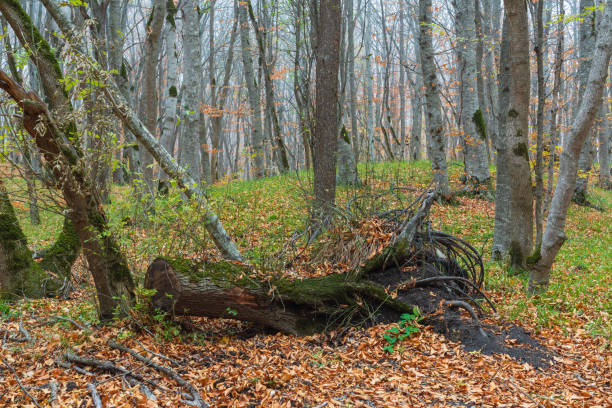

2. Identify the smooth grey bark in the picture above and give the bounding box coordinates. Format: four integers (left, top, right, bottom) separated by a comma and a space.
347, 0, 360, 163
599, 97, 610, 188
159, 2, 179, 185
501, 0, 533, 269
139, 0, 165, 193
491, 16, 512, 261
409, 74, 423, 161
246, 0, 289, 174
399, 1, 407, 159
455, 0, 490, 187
179, 0, 202, 182
364, 0, 375, 161
237, 0, 264, 178
208, 2, 238, 183
530, 0, 612, 293
573, 0, 597, 203
419, 0, 449, 198
337, 125, 360, 186
534, 0, 546, 247
546, 0, 565, 210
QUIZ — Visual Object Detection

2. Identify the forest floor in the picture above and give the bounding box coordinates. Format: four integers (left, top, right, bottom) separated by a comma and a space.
0, 161, 610, 407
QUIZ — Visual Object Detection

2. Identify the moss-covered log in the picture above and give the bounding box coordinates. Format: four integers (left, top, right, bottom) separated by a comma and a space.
145, 257, 417, 335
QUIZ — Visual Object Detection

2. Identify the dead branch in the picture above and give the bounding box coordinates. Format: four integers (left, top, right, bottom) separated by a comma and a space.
135, 339, 181, 365
87, 383, 102, 408
1, 358, 42, 408
109, 340, 208, 408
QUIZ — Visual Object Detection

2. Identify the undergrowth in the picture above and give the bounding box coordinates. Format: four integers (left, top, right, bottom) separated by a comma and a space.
4, 161, 611, 339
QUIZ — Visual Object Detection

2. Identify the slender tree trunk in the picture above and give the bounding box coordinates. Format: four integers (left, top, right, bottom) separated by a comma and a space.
573, 0, 597, 204
364, 1, 375, 161
546, 0, 565, 211
159, 2, 179, 187
534, 0, 545, 247
347, 0, 360, 163
530, 0, 612, 293
599, 96, 610, 188
237, 0, 265, 178
313, 0, 341, 211
455, 0, 490, 189
180, 0, 202, 182
419, 0, 449, 198
139, 0, 165, 195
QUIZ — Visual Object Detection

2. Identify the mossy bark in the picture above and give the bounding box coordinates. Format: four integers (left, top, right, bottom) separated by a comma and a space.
0, 185, 45, 299
145, 257, 417, 335
39, 217, 81, 278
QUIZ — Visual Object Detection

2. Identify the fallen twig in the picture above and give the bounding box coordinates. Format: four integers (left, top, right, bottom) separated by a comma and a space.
109, 340, 208, 408
18, 321, 32, 342
1, 358, 43, 408
63, 352, 159, 390
135, 339, 181, 365
87, 383, 102, 408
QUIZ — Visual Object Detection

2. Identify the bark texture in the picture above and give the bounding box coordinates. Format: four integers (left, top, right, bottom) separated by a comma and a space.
455, 0, 490, 188
503, 0, 534, 269
180, 0, 202, 182
313, 0, 341, 210
419, 0, 450, 198
530, 0, 612, 293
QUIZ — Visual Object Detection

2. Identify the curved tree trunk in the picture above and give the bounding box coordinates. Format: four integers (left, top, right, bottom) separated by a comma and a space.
0, 1, 135, 319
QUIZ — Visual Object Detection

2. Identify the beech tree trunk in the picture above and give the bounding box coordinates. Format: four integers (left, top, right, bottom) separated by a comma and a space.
573, 0, 597, 204
455, 0, 490, 189
530, 0, 612, 293
237, 0, 265, 178
180, 0, 203, 182
312, 0, 341, 211
502, 0, 534, 269
139, 0, 165, 191
419, 0, 450, 198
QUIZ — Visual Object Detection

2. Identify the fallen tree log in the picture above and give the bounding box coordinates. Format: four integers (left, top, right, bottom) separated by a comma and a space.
145, 191, 489, 335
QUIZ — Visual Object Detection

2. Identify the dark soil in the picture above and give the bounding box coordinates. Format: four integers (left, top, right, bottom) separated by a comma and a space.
367, 266, 554, 369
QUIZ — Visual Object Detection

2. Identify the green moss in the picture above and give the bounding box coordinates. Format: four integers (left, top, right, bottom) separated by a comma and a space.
4, 0, 66, 98
146, 5, 156, 28
472, 109, 487, 140
166, 0, 177, 28
163, 257, 255, 287
340, 124, 350, 144
512, 142, 529, 162
39, 217, 80, 277
0, 187, 45, 299
168, 85, 177, 98
526, 243, 541, 266
120, 62, 128, 80
274, 273, 352, 305
86, 206, 134, 286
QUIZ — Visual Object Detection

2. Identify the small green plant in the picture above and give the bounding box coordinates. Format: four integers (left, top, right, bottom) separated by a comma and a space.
383, 307, 421, 354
